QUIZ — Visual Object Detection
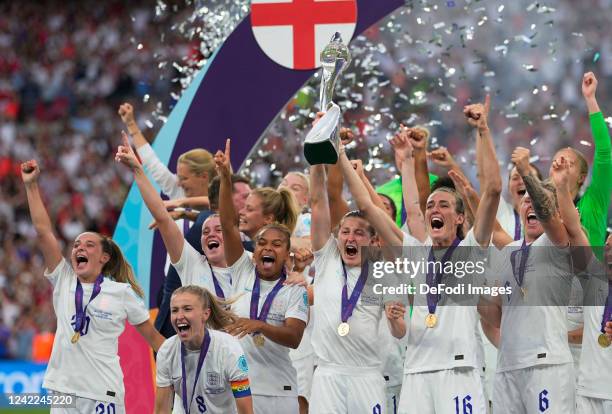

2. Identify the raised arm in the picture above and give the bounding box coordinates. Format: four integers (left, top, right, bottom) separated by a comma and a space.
406, 126, 431, 214
119, 103, 182, 199
310, 163, 332, 251
21, 160, 62, 272
338, 147, 403, 246
512, 147, 569, 247
115, 132, 185, 264
391, 132, 426, 241
465, 95, 502, 247
326, 126, 354, 230
215, 139, 244, 266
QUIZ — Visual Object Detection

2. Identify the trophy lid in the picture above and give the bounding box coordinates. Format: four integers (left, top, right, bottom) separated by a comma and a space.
320, 32, 351, 71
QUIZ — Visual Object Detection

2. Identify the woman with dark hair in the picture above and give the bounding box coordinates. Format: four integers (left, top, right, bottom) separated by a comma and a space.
216, 139, 308, 413
21, 159, 164, 413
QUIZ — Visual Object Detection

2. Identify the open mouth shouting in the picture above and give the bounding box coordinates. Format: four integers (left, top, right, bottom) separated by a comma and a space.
516, 187, 526, 197
176, 321, 191, 338
430, 216, 445, 231
345, 244, 358, 257
526, 211, 538, 226
206, 239, 220, 251
261, 254, 276, 271
75, 254, 89, 271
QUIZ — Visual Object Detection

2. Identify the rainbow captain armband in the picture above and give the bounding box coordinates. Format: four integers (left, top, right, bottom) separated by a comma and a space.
231, 379, 251, 398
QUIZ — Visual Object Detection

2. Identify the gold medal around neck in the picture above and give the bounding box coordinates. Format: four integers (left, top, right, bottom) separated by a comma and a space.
425, 313, 438, 328
71, 332, 80, 344
337, 322, 350, 337
598, 333, 611, 348
253, 335, 265, 347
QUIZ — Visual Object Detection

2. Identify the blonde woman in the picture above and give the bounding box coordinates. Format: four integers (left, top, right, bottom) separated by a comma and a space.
21, 159, 164, 413
155, 286, 254, 414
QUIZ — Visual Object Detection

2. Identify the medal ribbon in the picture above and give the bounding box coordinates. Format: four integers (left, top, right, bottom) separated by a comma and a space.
600, 282, 612, 334
513, 210, 521, 241
510, 239, 530, 290
181, 330, 211, 414
340, 261, 369, 323
207, 262, 226, 300
249, 270, 286, 322
74, 275, 104, 335
426, 238, 461, 315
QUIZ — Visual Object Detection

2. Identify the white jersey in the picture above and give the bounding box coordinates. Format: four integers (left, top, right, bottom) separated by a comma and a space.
496, 198, 522, 241
577, 259, 612, 401
379, 313, 408, 386
402, 229, 487, 373
492, 234, 574, 372
567, 276, 584, 364
293, 212, 312, 238
156, 331, 250, 414
229, 251, 309, 397
172, 240, 233, 298
43, 258, 150, 404
311, 237, 385, 369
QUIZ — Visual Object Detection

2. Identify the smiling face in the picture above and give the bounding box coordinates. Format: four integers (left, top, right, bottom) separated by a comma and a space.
177, 162, 208, 198
425, 190, 464, 246
253, 228, 290, 279
170, 291, 210, 348
279, 173, 309, 210
239, 193, 273, 238
519, 194, 544, 242
337, 216, 375, 267
71, 232, 110, 280
201, 215, 225, 267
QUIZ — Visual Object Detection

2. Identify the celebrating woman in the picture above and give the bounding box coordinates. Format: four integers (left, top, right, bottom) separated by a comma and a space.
216, 139, 308, 413
155, 286, 254, 414
21, 159, 164, 413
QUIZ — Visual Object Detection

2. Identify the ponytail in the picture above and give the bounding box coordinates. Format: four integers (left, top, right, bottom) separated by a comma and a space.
252, 187, 299, 233
172, 286, 238, 330
99, 235, 145, 298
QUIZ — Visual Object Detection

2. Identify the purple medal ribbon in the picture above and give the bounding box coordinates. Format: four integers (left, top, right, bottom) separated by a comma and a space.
340, 261, 369, 323
250, 269, 286, 323
426, 238, 461, 315
74, 275, 104, 335
513, 210, 521, 241
207, 262, 225, 300
180, 330, 211, 414
510, 239, 530, 291
600, 282, 612, 334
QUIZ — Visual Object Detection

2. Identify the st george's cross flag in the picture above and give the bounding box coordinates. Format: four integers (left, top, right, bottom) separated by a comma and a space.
251, 0, 358, 70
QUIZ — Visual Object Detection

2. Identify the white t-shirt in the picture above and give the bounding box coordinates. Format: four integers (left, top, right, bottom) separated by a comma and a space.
491, 234, 574, 372
293, 212, 312, 238
379, 312, 408, 386
577, 260, 612, 400
567, 276, 584, 364
43, 258, 150, 404
229, 251, 309, 397
402, 229, 487, 374
496, 198, 522, 241
311, 237, 385, 369
156, 331, 250, 414
172, 240, 232, 298
290, 276, 314, 361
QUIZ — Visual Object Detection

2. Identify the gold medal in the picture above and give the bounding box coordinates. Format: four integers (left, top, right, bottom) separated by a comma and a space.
598, 333, 611, 348
71, 332, 80, 344
253, 335, 265, 347
337, 322, 350, 337
425, 313, 438, 328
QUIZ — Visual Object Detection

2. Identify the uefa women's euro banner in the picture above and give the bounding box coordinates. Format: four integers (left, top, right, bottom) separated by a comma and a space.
113, 1, 404, 411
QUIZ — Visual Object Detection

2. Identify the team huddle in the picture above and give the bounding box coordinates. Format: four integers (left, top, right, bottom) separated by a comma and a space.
19, 71, 612, 414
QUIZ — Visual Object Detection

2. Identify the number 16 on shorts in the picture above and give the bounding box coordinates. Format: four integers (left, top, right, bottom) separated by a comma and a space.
454, 394, 472, 414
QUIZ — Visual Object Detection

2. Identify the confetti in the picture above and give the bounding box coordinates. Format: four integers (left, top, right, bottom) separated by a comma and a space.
594, 52, 601, 62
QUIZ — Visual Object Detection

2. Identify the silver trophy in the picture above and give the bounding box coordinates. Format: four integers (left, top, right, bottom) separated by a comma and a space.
304, 32, 351, 165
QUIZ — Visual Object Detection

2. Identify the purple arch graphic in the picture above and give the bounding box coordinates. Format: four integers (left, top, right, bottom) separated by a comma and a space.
149, 0, 405, 302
